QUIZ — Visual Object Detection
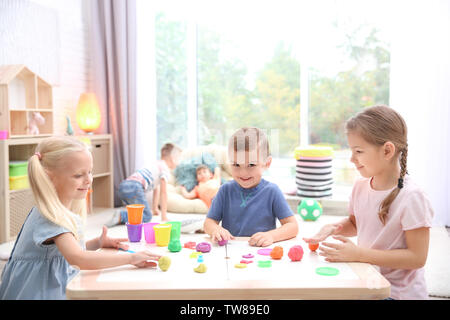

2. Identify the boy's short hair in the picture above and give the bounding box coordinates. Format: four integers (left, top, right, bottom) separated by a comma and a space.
196, 164, 211, 174
161, 143, 181, 159
228, 127, 270, 163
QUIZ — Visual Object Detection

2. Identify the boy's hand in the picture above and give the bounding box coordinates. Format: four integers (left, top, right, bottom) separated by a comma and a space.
249, 232, 274, 247
130, 250, 162, 268
211, 226, 234, 243
98, 226, 129, 251
303, 223, 343, 244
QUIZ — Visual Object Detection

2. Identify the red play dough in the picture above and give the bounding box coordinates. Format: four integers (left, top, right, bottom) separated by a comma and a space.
183, 241, 196, 249
288, 245, 304, 261
270, 246, 283, 260
308, 243, 319, 252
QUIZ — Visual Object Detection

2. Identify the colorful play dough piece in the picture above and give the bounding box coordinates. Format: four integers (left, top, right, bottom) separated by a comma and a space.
288, 245, 304, 261
194, 263, 207, 273
270, 246, 283, 260
257, 248, 272, 256
196, 242, 211, 253
234, 263, 247, 269
257, 260, 272, 268
242, 253, 254, 259
308, 243, 319, 252
240, 259, 253, 264
184, 241, 196, 249
168, 239, 182, 252
189, 251, 202, 258
158, 256, 171, 272
218, 239, 228, 246
315, 267, 339, 276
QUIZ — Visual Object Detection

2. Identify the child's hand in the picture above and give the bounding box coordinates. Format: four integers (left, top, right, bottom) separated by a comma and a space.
303, 223, 343, 244
211, 226, 234, 243
130, 251, 162, 268
98, 226, 129, 251
319, 235, 361, 262
248, 232, 274, 247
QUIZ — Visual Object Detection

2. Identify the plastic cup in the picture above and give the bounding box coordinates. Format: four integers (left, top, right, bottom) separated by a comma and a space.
153, 223, 172, 247
167, 221, 181, 240
126, 223, 142, 242
143, 222, 159, 244
126, 204, 145, 224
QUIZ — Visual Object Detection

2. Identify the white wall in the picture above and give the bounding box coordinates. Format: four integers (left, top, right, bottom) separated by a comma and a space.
0, 0, 92, 135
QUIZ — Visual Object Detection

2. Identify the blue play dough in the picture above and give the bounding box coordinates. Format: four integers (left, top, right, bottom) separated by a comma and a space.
174, 152, 223, 191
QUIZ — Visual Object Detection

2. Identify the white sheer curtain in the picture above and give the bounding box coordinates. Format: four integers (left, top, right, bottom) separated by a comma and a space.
135, 0, 157, 168
390, 0, 450, 226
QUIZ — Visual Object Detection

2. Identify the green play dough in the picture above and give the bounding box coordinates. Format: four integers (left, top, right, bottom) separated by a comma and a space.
315, 267, 339, 276
257, 260, 272, 268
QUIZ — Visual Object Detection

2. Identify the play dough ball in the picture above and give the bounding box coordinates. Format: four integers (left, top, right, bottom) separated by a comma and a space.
196, 242, 211, 253
297, 198, 323, 221
309, 243, 319, 252
194, 263, 207, 273
288, 245, 304, 261
218, 239, 228, 246
270, 246, 283, 260
158, 256, 171, 272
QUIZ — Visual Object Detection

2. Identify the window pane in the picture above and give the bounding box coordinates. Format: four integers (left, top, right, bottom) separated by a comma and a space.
155, 12, 188, 153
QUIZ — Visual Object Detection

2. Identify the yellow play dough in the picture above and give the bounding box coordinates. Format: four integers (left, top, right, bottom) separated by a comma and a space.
158, 256, 171, 272
194, 263, 207, 273
234, 263, 247, 269
294, 146, 333, 159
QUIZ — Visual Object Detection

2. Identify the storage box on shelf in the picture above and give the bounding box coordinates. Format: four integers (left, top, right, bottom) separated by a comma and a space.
0, 64, 54, 138
0, 134, 114, 243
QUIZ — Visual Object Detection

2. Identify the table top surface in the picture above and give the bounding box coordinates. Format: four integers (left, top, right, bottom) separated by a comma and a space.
66, 234, 390, 300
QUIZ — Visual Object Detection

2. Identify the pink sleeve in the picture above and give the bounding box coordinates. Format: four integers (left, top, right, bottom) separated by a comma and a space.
400, 190, 434, 230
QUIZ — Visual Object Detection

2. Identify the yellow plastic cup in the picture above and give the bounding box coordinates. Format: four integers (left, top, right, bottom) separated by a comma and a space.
153, 223, 172, 247
126, 204, 145, 225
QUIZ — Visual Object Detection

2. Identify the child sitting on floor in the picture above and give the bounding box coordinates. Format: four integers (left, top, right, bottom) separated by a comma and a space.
180, 164, 221, 208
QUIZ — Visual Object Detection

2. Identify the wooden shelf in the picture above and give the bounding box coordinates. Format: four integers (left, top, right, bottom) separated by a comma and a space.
0, 134, 114, 243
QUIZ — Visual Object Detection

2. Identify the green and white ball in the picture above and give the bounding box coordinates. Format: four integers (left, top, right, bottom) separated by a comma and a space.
297, 198, 323, 221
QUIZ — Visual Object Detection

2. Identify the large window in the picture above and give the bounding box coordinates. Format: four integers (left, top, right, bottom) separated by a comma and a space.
154, 0, 391, 199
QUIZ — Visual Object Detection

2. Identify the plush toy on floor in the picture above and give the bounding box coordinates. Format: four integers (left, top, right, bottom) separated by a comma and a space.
26, 112, 45, 135
297, 198, 323, 221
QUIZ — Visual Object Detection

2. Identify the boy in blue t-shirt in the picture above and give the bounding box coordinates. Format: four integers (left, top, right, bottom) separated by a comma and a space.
204, 127, 298, 247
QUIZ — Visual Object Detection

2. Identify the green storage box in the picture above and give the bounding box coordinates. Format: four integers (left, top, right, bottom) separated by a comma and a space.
9, 161, 28, 177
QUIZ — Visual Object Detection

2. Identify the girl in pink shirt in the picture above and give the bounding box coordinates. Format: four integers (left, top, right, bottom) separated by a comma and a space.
304, 105, 434, 300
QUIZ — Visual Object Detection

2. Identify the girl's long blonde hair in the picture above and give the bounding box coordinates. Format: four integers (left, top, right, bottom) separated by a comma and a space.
28, 136, 91, 239
345, 105, 408, 225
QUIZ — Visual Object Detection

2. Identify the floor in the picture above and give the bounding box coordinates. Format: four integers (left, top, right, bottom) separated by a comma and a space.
0, 208, 449, 300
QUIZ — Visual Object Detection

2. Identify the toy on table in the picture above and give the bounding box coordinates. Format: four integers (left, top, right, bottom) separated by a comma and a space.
288, 245, 304, 261
315, 267, 339, 276
242, 253, 254, 259
190, 251, 202, 259
184, 241, 196, 249
196, 242, 211, 253
240, 260, 253, 264
194, 263, 207, 273
197, 255, 204, 263
308, 243, 319, 252
218, 239, 228, 246
234, 263, 247, 269
297, 198, 323, 221
257, 260, 272, 268
158, 256, 171, 272
167, 221, 182, 252
270, 246, 283, 260
257, 248, 272, 256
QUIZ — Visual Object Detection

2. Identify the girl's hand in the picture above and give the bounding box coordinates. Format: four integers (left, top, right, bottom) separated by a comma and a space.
98, 226, 129, 251
303, 223, 343, 244
211, 226, 234, 242
319, 235, 361, 262
248, 232, 273, 247
130, 251, 162, 268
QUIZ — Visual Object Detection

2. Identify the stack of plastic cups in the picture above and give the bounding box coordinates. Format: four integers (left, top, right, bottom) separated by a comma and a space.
125, 204, 145, 242
167, 221, 182, 252
294, 146, 334, 199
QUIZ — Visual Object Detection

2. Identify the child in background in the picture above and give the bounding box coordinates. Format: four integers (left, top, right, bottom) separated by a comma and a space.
204, 127, 298, 247
180, 164, 221, 208
106, 143, 182, 226
0, 137, 160, 300
303, 105, 434, 300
